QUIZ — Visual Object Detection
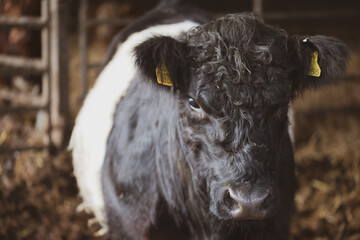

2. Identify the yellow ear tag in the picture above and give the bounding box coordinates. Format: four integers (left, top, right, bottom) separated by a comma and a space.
155, 64, 173, 86
308, 51, 321, 77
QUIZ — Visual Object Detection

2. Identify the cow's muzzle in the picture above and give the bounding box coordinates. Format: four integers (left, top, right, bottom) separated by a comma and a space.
220, 183, 277, 220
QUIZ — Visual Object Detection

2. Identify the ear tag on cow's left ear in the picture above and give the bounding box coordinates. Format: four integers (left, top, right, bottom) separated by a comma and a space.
156, 64, 173, 86
308, 51, 321, 77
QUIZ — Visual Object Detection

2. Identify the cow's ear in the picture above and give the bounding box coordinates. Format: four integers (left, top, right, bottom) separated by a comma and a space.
289, 35, 349, 93
134, 36, 189, 91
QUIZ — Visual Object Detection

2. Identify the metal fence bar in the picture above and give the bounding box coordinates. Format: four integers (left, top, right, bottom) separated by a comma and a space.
0, 15, 46, 29
41, 0, 52, 149
41, 0, 50, 106
0, 88, 44, 107
49, 0, 65, 147
0, 145, 49, 154
58, 0, 71, 145
79, 0, 88, 101
0, 54, 46, 74
0, 106, 47, 114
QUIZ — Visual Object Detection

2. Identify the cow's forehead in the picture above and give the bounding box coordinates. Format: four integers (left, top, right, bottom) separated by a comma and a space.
185, 13, 288, 56
190, 63, 293, 114
183, 13, 293, 112
194, 75, 292, 117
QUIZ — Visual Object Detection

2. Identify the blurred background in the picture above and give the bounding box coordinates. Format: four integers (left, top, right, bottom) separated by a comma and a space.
0, 0, 359, 239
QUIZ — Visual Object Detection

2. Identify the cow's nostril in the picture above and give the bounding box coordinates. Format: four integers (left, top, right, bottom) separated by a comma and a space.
222, 186, 275, 220
223, 190, 239, 211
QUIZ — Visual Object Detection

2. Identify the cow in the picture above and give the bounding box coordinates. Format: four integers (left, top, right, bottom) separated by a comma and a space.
70, 1, 348, 239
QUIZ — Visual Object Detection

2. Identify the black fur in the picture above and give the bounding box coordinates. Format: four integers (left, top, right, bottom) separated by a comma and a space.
134, 36, 190, 92
102, 7, 348, 240
290, 35, 349, 92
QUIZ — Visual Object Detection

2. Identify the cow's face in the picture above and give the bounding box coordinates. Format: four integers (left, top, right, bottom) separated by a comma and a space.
176, 78, 291, 221
175, 14, 295, 221
134, 13, 348, 221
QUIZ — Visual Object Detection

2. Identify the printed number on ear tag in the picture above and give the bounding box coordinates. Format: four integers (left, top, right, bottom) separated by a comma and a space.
156, 64, 173, 86
308, 51, 321, 77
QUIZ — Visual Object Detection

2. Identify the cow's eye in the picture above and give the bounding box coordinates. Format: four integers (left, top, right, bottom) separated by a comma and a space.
188, 97, 200, 110
187, 96, 206, 119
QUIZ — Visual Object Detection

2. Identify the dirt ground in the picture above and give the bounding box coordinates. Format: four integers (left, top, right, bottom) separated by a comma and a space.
1, 5, 360, 240
289, 79, 360, 240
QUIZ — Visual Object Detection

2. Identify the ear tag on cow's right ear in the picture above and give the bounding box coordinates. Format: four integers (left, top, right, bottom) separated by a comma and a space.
308, 51, 321, 77
156, 64, 173, 86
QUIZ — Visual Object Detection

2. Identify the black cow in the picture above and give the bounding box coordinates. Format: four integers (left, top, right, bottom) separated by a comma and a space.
70, 2, 348, 240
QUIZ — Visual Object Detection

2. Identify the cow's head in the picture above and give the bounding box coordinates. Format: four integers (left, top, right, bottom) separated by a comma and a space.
134, 13, 348, 221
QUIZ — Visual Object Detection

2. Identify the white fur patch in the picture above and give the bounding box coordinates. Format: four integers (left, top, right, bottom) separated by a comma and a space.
288, 107, 295, 144
69, 21, 198, 230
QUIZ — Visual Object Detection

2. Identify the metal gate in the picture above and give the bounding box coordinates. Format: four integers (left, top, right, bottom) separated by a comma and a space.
0, 0, 69, 153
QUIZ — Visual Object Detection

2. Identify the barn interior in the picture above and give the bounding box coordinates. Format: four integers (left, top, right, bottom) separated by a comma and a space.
0, 0, 360, 239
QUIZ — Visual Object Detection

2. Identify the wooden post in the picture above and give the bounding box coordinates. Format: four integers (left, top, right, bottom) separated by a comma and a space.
253, 0, 263, 16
